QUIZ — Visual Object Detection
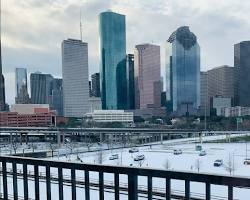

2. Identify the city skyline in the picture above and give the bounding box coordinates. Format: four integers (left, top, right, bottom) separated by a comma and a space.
2, 0, 250, 104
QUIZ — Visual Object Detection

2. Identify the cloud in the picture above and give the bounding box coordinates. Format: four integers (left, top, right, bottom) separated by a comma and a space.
2, 0, 250, 104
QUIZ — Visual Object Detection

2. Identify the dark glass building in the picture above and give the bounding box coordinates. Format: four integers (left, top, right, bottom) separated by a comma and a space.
15, 68, 30, 104
51, 78, 63, 116
234, 41, 250, 107
30, 72, 53, 104
0, 6, 5, 111
126, 54, 135, 109
166, 26, 200, 116
99, 10, 127, 110
91, 73, 101, 97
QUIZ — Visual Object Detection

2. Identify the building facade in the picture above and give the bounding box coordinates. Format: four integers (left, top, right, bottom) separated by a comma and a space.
211, 96, 232, 116
91, 73, 101, 97
99, 11, 127, 110
134, 44, 161, 109
200, 72, 209, 116
221, 106, 250, 117
126, 54, 135, 109
167, 26, 200, 116
234, 41, 250, 106
51, 78, 63, 116
30, 72, 53, 104
0, 104, 56, 127
85, 110, 133, 123
15, 68, 30, 104
62, 39, 89, 117
0, 7, 5, 111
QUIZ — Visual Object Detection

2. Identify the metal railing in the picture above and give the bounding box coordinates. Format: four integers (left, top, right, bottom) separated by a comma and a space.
0, 156, 249, 200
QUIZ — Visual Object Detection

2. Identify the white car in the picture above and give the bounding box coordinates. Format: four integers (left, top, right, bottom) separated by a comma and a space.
199, 150, 206, 156
109, 154, 119, 160
134, 155, 145, 161
129, 148, 139, 153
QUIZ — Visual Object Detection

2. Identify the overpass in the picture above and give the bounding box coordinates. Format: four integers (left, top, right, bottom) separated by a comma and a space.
0, 127, 249, 145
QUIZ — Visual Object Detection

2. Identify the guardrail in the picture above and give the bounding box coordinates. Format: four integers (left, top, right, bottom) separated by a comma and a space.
0, 156, 249, 200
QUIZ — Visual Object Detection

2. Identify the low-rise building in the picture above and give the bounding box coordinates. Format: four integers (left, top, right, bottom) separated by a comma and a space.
211, 96, 232, 116
221, 106, 250, 117
85, 110, 134, 123
0, 104, 56, 127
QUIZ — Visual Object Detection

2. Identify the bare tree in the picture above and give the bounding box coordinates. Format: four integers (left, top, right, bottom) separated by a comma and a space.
224, 153, 236, 175
164, 158, 171, 170
11, 140, 19, 154
49, 143, 57, 157
195, 158, 202, 173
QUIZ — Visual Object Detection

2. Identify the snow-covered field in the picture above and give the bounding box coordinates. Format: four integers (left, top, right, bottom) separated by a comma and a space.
49, 142, 250, 200
1, 136, 250, 199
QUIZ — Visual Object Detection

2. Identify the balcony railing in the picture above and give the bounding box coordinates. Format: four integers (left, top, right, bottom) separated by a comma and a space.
0, 155, 249, 200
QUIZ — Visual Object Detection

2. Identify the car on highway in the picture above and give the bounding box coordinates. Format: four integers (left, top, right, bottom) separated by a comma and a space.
244, 159, 250, 165
214, 159, 223, 167
134, 155, 145, 161
173, 149, 182, 155
109, 154, 119, 160
199, 150, 207, 156
129, 148, 139, 153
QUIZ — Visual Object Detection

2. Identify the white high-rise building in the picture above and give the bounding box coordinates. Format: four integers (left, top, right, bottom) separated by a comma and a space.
62, 39, 89, 117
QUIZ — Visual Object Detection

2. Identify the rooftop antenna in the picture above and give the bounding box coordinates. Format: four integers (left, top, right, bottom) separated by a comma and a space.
80, 9, 83, 41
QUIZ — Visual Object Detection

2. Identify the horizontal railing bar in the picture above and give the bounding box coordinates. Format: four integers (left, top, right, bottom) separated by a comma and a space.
0, 155, 250, 188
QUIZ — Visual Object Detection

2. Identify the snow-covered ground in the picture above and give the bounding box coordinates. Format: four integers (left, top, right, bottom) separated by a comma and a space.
49, 142, 250, 200
1, 134, 250, 199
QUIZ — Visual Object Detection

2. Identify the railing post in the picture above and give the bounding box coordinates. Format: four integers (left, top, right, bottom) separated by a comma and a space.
206, 182, 211, 200
34, 165, 40, 200
58, 167, 63, 200
12, 162, 18, 200
185, 180, 190, 200
99, 171, 104, 200
2, 161, 8, 200
85, 170, 90, 200
166, 177, 171, 200
128, 173, 138, 200
228, 185, 233, 200
71, 169, 76, 200
23, 163, 28, 200
148, 176, 152, 200
114, 173, 120, 200
46, 166, 51, 200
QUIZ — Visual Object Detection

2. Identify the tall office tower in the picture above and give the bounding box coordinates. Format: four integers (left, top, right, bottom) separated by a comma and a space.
62, 39, 89, 117
166, 26, 200, 116
51, 78, 63, 116
0, 1, 5, 111
126, 54, 135, 109
134, 44, 161, 109
91, 73, 101, 97
30, 72, 53, 104
99, 10, 127, 110
15, 68, 30, 104
234, 41, 250, 106
200, 72, 209, 116
89, 81, 92, 97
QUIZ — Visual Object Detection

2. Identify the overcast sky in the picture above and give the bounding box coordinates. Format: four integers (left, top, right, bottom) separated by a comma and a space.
2, 0, 250, 104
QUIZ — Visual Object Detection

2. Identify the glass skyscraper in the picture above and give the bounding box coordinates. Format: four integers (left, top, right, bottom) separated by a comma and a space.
15, 68, 30, 104
166, 26, 200, 116
234, 41, 250, 107
99, 10, 127, 110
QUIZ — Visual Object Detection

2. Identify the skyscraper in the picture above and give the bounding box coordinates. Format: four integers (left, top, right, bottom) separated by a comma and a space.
99, 10, 127, 110
126, 54, 135, 109
15, 68, 30, 104
62, 39, 89, 117
134, 44, 161, 109
0, 1, 5, 111
30, 72, 53, 104
51, 78, 63, 116
166, 26, 200, 116
234, 41, 250, 106
91, 73, 101, 97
